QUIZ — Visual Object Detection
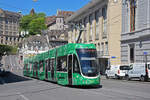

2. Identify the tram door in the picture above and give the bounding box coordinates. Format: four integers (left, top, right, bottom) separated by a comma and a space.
33, 63, 35, 76
35, 62, 38, 78
51, 59, 55, 80
45, 60, 48, 79
68, 55, 72, 85
33, 63, 35, 77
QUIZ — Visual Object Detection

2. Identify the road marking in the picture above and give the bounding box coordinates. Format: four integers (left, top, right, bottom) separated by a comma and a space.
20, 94, 30, 100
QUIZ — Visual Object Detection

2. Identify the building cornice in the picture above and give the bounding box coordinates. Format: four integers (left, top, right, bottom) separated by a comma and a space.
65, 0, 103, 23
121, 27, 150, 36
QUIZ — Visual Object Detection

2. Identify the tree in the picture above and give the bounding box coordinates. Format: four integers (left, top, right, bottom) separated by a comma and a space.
0, 44, 18, 63
0, 44, 10, 56
29, 17, 47, 35
0, 44, 18, 57
19, 13, 47, 37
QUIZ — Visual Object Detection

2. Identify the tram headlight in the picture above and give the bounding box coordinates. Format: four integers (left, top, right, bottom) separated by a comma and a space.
77, 75, 79, 78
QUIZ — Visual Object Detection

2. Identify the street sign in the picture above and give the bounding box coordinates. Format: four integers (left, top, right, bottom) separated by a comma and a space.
111, 56, 116, 59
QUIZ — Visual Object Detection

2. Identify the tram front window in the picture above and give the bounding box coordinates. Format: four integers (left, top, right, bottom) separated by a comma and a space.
76, 49, 99, 77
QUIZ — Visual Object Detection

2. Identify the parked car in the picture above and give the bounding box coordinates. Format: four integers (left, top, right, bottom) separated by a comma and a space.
125, 63, 150, 81
105, 65, 130, 79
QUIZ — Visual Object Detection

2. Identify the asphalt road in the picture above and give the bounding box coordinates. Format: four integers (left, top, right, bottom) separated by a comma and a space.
4, 55, 22, 72
0, 55, 150, 100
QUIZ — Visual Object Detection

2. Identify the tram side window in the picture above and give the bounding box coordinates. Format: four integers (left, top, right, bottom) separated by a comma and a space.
33, 62, 37, 71
29, 63, 32, 71
57, 56, 67, 72
24, 64, 28, 71
45, 59, 51, 71
24, 64, 27, 70
26, 64, 29, 71
73, 55, 80, 73
48, 59, 51, 71
50, 59, 54, 70
39, 61, 44, 72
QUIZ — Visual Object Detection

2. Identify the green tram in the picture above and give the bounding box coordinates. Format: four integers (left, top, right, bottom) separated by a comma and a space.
23, 43, 100, 86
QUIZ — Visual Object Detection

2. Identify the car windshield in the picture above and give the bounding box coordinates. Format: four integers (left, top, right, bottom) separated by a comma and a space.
76, 49, 99, 77
120, 65, 130, 70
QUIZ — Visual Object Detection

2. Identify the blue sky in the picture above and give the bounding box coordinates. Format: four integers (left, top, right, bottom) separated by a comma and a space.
0, 0, 90, 16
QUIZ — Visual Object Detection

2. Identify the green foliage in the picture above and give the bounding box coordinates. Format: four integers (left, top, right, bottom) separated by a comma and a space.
19, 13, 47, 36
10, 46, 18, 55
0, 44, 18, 57
29, 17, 47, 35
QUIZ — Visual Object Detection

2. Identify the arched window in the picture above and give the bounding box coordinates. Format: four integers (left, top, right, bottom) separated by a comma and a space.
130, 0, 136, 31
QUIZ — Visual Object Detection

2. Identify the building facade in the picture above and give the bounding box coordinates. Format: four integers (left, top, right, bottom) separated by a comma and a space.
66, 0, 122, 74
0, 8, 22, 45
121, 0, 150, 64
46, 10, 74, 31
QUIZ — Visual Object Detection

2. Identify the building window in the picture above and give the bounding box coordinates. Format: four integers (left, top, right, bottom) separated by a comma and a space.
89, 14, 93, 41
102, 6, 107, 38
0, 31, 3, 34
130, 0, 136, 32
129, 44, 135, 63
1, 39, 3, 44
95, 10, 100, 40
84, 17, 88, 42
6, 37, 8, 41
101, 43, 104, 55
5, 19, 8, 24
105, 42, 108, 55
0, 25, 3, 29
10, 37, 12, 41
18, 37, 20, 42
5, 26, 8, 30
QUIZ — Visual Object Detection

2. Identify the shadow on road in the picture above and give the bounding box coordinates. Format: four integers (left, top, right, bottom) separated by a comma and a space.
0, 72, 32, 85
66, 85, 102, 89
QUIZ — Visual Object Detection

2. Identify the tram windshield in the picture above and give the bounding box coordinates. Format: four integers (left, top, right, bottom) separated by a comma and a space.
76, 49, 99, 77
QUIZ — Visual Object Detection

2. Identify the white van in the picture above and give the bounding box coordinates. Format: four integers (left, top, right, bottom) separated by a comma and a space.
105, 65, 130, 79
126, 63, 150, 81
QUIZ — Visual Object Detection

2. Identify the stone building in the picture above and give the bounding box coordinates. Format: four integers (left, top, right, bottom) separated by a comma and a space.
121, 0, 150, 64
18, 35, 49, 64
0, 8, 22, 45
66, 0, 122, 74
45, 30, 68, 48
44, 10, 74, 48
46, 10, 74, 31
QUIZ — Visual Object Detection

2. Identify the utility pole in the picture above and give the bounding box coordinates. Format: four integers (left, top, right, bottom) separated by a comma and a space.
68, 22, 86, 43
